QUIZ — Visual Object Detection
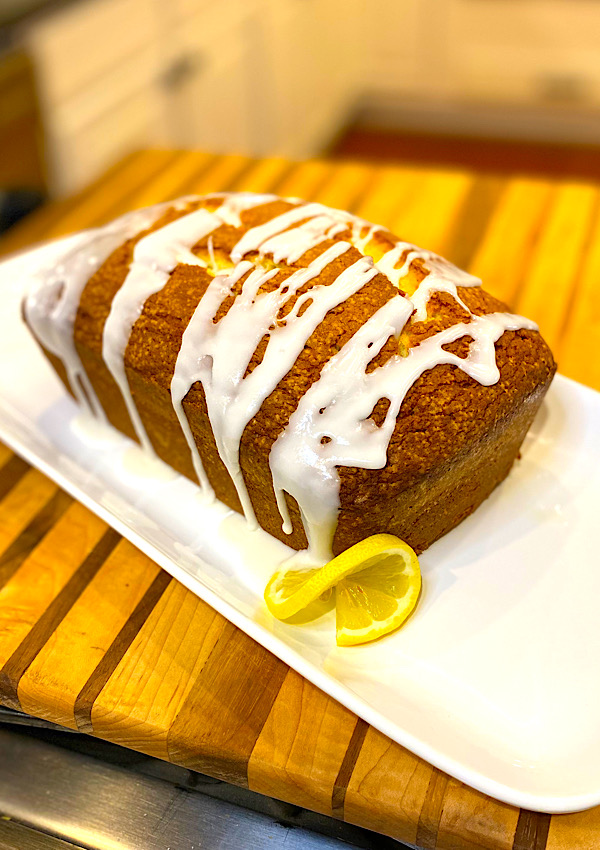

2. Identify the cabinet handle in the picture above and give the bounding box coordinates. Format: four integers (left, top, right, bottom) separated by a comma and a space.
159, 53, 203, 90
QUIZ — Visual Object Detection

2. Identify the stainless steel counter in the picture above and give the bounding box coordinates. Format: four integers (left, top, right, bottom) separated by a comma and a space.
0, 711, 410, 850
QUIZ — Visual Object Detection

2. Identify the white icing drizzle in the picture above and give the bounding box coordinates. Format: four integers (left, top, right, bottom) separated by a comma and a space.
170, 260, 255, 498
31, 191, 540, 564
376, 241, 481, 319
231, 202, 340, 262
408, 253, 477, 321
352, 222, 384, 253
259, 216, 349, 264
102, 207, 220, 452
23, 203, 174, 417
171, 242, 377, 525
102, 194, 276, 454
207, 235, 216, 269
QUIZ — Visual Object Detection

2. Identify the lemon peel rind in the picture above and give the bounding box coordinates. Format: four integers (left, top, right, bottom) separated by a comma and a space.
264, 533, 418, 623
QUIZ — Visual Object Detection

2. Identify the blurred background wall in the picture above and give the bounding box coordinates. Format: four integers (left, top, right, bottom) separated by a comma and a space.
1, 0, 600, 201
363, 0, 600, 141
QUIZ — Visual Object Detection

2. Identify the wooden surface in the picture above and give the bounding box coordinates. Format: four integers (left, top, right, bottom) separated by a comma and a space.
0, 149, 599, 850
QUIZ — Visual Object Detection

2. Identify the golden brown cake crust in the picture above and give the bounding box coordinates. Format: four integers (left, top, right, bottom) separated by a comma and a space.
38, 195, 556, 555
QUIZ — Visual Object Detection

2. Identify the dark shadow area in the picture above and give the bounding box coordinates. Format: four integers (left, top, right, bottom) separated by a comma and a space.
331, 125, 600, 181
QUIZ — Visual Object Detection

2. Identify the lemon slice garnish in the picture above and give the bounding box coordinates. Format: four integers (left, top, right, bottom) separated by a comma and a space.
264, 534, 421, 645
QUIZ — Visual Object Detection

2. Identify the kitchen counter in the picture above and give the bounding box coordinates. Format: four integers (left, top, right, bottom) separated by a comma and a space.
0, 149, 599, 850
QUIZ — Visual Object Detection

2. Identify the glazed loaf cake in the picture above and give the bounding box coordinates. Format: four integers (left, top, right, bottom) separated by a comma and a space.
24, 193, 556, 562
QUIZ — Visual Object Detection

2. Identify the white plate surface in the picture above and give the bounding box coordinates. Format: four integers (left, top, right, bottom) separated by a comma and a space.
1, 236, 599, 813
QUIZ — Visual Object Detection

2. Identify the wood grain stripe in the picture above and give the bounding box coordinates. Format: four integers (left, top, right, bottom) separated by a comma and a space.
388, 169, 472, 255
316, 162, 376, 214
0, 489, 72, 591
559, 200, 600, 391
557, 190, 600, 350
445, 175, 506, 272
516, 182, 598, 350
187, 154, 254, 197
354, 165, 426, 229
86, 149, 198, 224
545, 808, 600, 849
415, 770, 450, 849
167, 622, 288, 787
434, 779, 520, 850
469, 177, 554, 308
89, 585, 228, 760
74, 568, 172, 733
248, 670, 360, 817
229, 157, 295, 196
42, 150, 182, 238
115, 150, 216, 211
276, 159, 333, 203
331, 717, 369, 818
0, 527, 120, 709
0, 454, 30, 502
513, 811, 551, 850
18, 539, 161, 730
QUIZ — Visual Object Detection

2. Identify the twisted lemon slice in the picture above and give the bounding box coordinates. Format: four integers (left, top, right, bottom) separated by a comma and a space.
264, 534, 421, 646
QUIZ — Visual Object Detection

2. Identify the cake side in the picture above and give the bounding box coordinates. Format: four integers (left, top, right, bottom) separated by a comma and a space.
23, 193, 557, 562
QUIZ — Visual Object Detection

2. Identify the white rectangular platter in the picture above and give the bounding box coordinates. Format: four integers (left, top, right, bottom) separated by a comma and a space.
1, 236, 600, 813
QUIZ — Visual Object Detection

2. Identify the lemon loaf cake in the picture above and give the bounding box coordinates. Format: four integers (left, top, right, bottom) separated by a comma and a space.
23, 193, 556, 562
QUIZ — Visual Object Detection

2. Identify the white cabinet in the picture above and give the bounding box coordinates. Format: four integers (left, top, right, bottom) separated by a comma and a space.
19, 0, 362, 196
363, 0, 437, 97
364, 0, 600, 105
164, 5, 256, 155
446, 0, 600, 105
46, 87, 167, 196
20, 0, 168, 194
21, 0, 598, 196
362, 0, 600, 141
253, 0, 362, 157
23, 0, 162, 109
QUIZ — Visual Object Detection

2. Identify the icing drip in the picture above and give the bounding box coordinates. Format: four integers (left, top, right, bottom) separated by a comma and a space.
352, 223, 384, 253
171, 242, 377, 525
270, 308, 538, 562
102, 207, 221, 452
231, 202, 347, 263
170, 261, 255, 497
376, 241, 481, 312
408, 252, 479, 321
24, 203, 174, 417
102, 194, 276, 455
259, 216, 350, 264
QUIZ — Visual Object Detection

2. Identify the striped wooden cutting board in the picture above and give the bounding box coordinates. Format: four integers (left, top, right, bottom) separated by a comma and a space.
1, 149, 599, 850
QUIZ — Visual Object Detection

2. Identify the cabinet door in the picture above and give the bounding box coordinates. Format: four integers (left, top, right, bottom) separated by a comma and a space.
261, 0, 362, 157
23, 0, 161, 109
47, 86, 165, 196
164, 40, 250, 154
447, 0, 600, 105
163, 3, 256, 154
362, 0, 456, 99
